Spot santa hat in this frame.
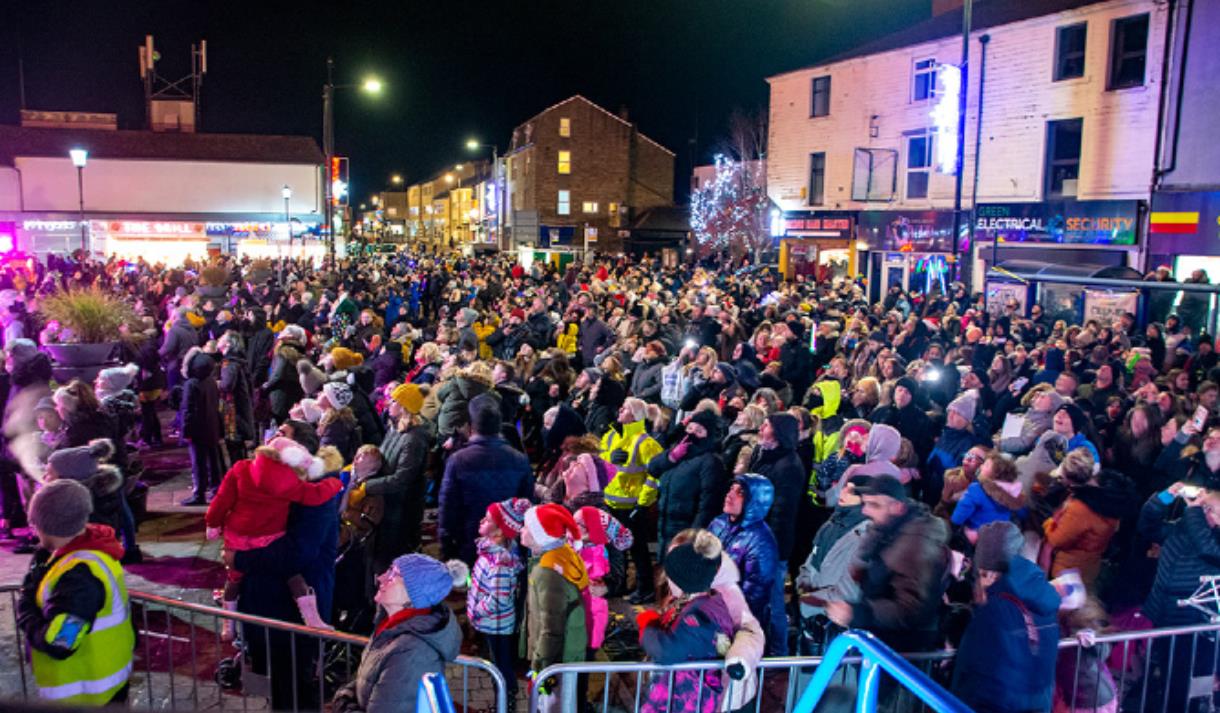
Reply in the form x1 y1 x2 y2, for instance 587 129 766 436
523 503 580 551
576 506 633 551
266 436 325 480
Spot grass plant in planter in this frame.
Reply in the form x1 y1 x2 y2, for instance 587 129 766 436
40 287 139 366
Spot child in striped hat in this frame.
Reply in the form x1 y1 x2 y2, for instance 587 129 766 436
468 498 529 701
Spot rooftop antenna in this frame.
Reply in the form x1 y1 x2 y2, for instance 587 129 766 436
139 35 207 132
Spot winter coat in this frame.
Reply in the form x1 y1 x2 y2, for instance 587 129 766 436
952 557 1061 713
263 342 304 423
850 503 949 652
711 556 765 712
365 422 433 564
370 350 404 390
814 451 862 503
218 349 256 442
630 356 666 404
523 555 587 670
181 353 222 443
1042 483 1129 585
640 592 735 713
998 406 1056 455
808 381 844 463
205 454 342 540
1140 493 1220 627
438 435 532 565
320 410 360 463
708 474 779 626
951 477 1028 532
778 337 813 400
584 378 626 438
246 326 275 384
468 537 524 635
926 427 986 506
348 369 385 447
796 509 870 619
435 375 492 438
747 416 807 561
649 442 727 557
579 544 610 648
62 462 125 537
835 424 904 504
875 402 935 464
579 317 614 364
332 606 460 713
159 316 197 372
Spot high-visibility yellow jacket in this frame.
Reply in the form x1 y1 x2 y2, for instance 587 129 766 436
33 549 134 706
557 324 579 357
600 420 663 510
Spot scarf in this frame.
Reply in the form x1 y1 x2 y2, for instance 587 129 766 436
539 544 590 591
374 607 432 637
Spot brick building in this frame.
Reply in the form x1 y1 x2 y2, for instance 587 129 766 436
504 95 675 253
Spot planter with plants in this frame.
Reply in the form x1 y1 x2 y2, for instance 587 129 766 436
39 287 139 378
197 264 231 299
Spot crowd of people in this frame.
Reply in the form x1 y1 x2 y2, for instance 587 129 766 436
5 248 1220 712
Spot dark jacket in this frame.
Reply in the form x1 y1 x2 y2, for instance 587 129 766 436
348 367 385 447
630 356 666 404
708 474 779 626
181 352 222 443
435 375 491 438
246 325 276 385
578 317 615 364
365 421 433 567
747 414 807 562
370 346 404 390
952 557 1060 713
1140 493 1220 627
926 427 986 506
850 503 949 652
263 342 304 423
584 377 626 439
779 337 813 401
438 435 533 565
648 420 727 556
159 315 197 372
218 349 256 442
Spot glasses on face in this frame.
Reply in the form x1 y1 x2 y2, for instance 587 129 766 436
964 453 985 463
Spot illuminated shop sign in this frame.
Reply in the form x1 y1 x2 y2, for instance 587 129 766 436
22 220 80 232
105 221 206 236
974 201 1138 245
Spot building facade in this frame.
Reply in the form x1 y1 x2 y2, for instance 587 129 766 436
766 0 1170 295
0 118 324 262
505 95 675 253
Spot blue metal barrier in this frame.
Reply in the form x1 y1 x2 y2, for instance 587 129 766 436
792 630 971 713
417 672 456 713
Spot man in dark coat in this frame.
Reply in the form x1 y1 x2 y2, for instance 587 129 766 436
180 350 223 505
578 307 615 367
646 409 726 559
745 412 806 656
438 393 532 565
777 322 813 404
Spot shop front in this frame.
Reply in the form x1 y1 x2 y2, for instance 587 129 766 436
1148 191 1220 280
858 210 966 300
15 219 86 257
778 211 856 281
971 200 1141 287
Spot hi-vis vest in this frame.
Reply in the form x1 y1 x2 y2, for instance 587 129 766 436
600 420 663 510
33 549 134 705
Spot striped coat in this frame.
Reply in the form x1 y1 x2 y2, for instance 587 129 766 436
467 538 523 635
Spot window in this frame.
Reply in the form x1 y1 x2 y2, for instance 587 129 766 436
1108 14 1149 89
906 131 933 199
851 147 898 201
1045 118 1083 197
557 190 570 215
559 117 571 137
807 153 826 205
557 150 571 174
582 201 599 214
810 76 831 117
1054 23 1087 80
912 59 938 101
609 202 620 227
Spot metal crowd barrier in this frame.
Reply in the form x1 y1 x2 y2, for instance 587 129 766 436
530 620 1220 713
0 586 507 713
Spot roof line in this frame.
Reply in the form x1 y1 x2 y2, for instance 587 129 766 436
514 95 675 155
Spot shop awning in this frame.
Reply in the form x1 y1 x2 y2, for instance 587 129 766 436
994 259 1142 281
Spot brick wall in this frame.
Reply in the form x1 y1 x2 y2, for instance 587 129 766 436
766 0 1167 214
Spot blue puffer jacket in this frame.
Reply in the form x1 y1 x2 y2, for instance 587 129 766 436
952 557 1061 712
438 435 533 565
708 474 779 626
926 427 985 504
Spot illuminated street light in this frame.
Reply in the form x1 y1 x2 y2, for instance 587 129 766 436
454 164 464 171
465 139 479 151
69 148 88 251
391 174 403 185
323 59 387 260
362 77 383 94
445 174 455 184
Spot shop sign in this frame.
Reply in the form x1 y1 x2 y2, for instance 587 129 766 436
858 210 967 253
22 220 80 232
103 221 206 237
1148 192 1220 256
205 222 282 239
782 212 854 237
974 201 1138 245
1083 289 1139 324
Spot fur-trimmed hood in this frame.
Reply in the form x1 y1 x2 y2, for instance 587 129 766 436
979 474 1027 511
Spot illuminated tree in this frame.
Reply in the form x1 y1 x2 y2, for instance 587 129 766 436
689 109 772 261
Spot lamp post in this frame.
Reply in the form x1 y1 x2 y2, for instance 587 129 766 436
69 148 88 252
467 139 502 251
282 184 293 255
322 58 383 262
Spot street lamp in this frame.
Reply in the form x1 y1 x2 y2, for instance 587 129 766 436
282 185 293 257
323 58 385 261
390 174 403 186
69 148 88 252
466 138 503 250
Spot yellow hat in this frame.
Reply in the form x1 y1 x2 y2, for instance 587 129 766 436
331 347 365 371
390 383 424 415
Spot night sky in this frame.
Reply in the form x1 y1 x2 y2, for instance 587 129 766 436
2 1 930 204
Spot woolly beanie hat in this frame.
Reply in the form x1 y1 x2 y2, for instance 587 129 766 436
96 363 139 395
6 338 39 372
390 383 425 415
29 479 93 539
48 438 114 480
391 554 453 609
1058 402 1088 435
622 397 648 423
330 347 364 371
488 497 531 538
266 436 325 480
947 389 979 424
458 308 479 326
664 531 722 595
576 506 634 551
322 381 354 409
974 521 1022 573
524 503 580 551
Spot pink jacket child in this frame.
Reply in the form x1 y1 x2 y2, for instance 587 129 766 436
574 506 634 649
205 437 342 637
563 453 613 510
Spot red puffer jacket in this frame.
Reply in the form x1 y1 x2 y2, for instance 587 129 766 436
205 453 341 539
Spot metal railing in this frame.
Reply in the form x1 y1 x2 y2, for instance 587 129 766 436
0 586 507 713
530 619 1220 713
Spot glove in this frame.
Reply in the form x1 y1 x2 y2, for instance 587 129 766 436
1075 628 1097 647
349 483 367 507
636 609 662 643
610 449 628 466
669 439 690 462
726 657 747 681
205 526 221 541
